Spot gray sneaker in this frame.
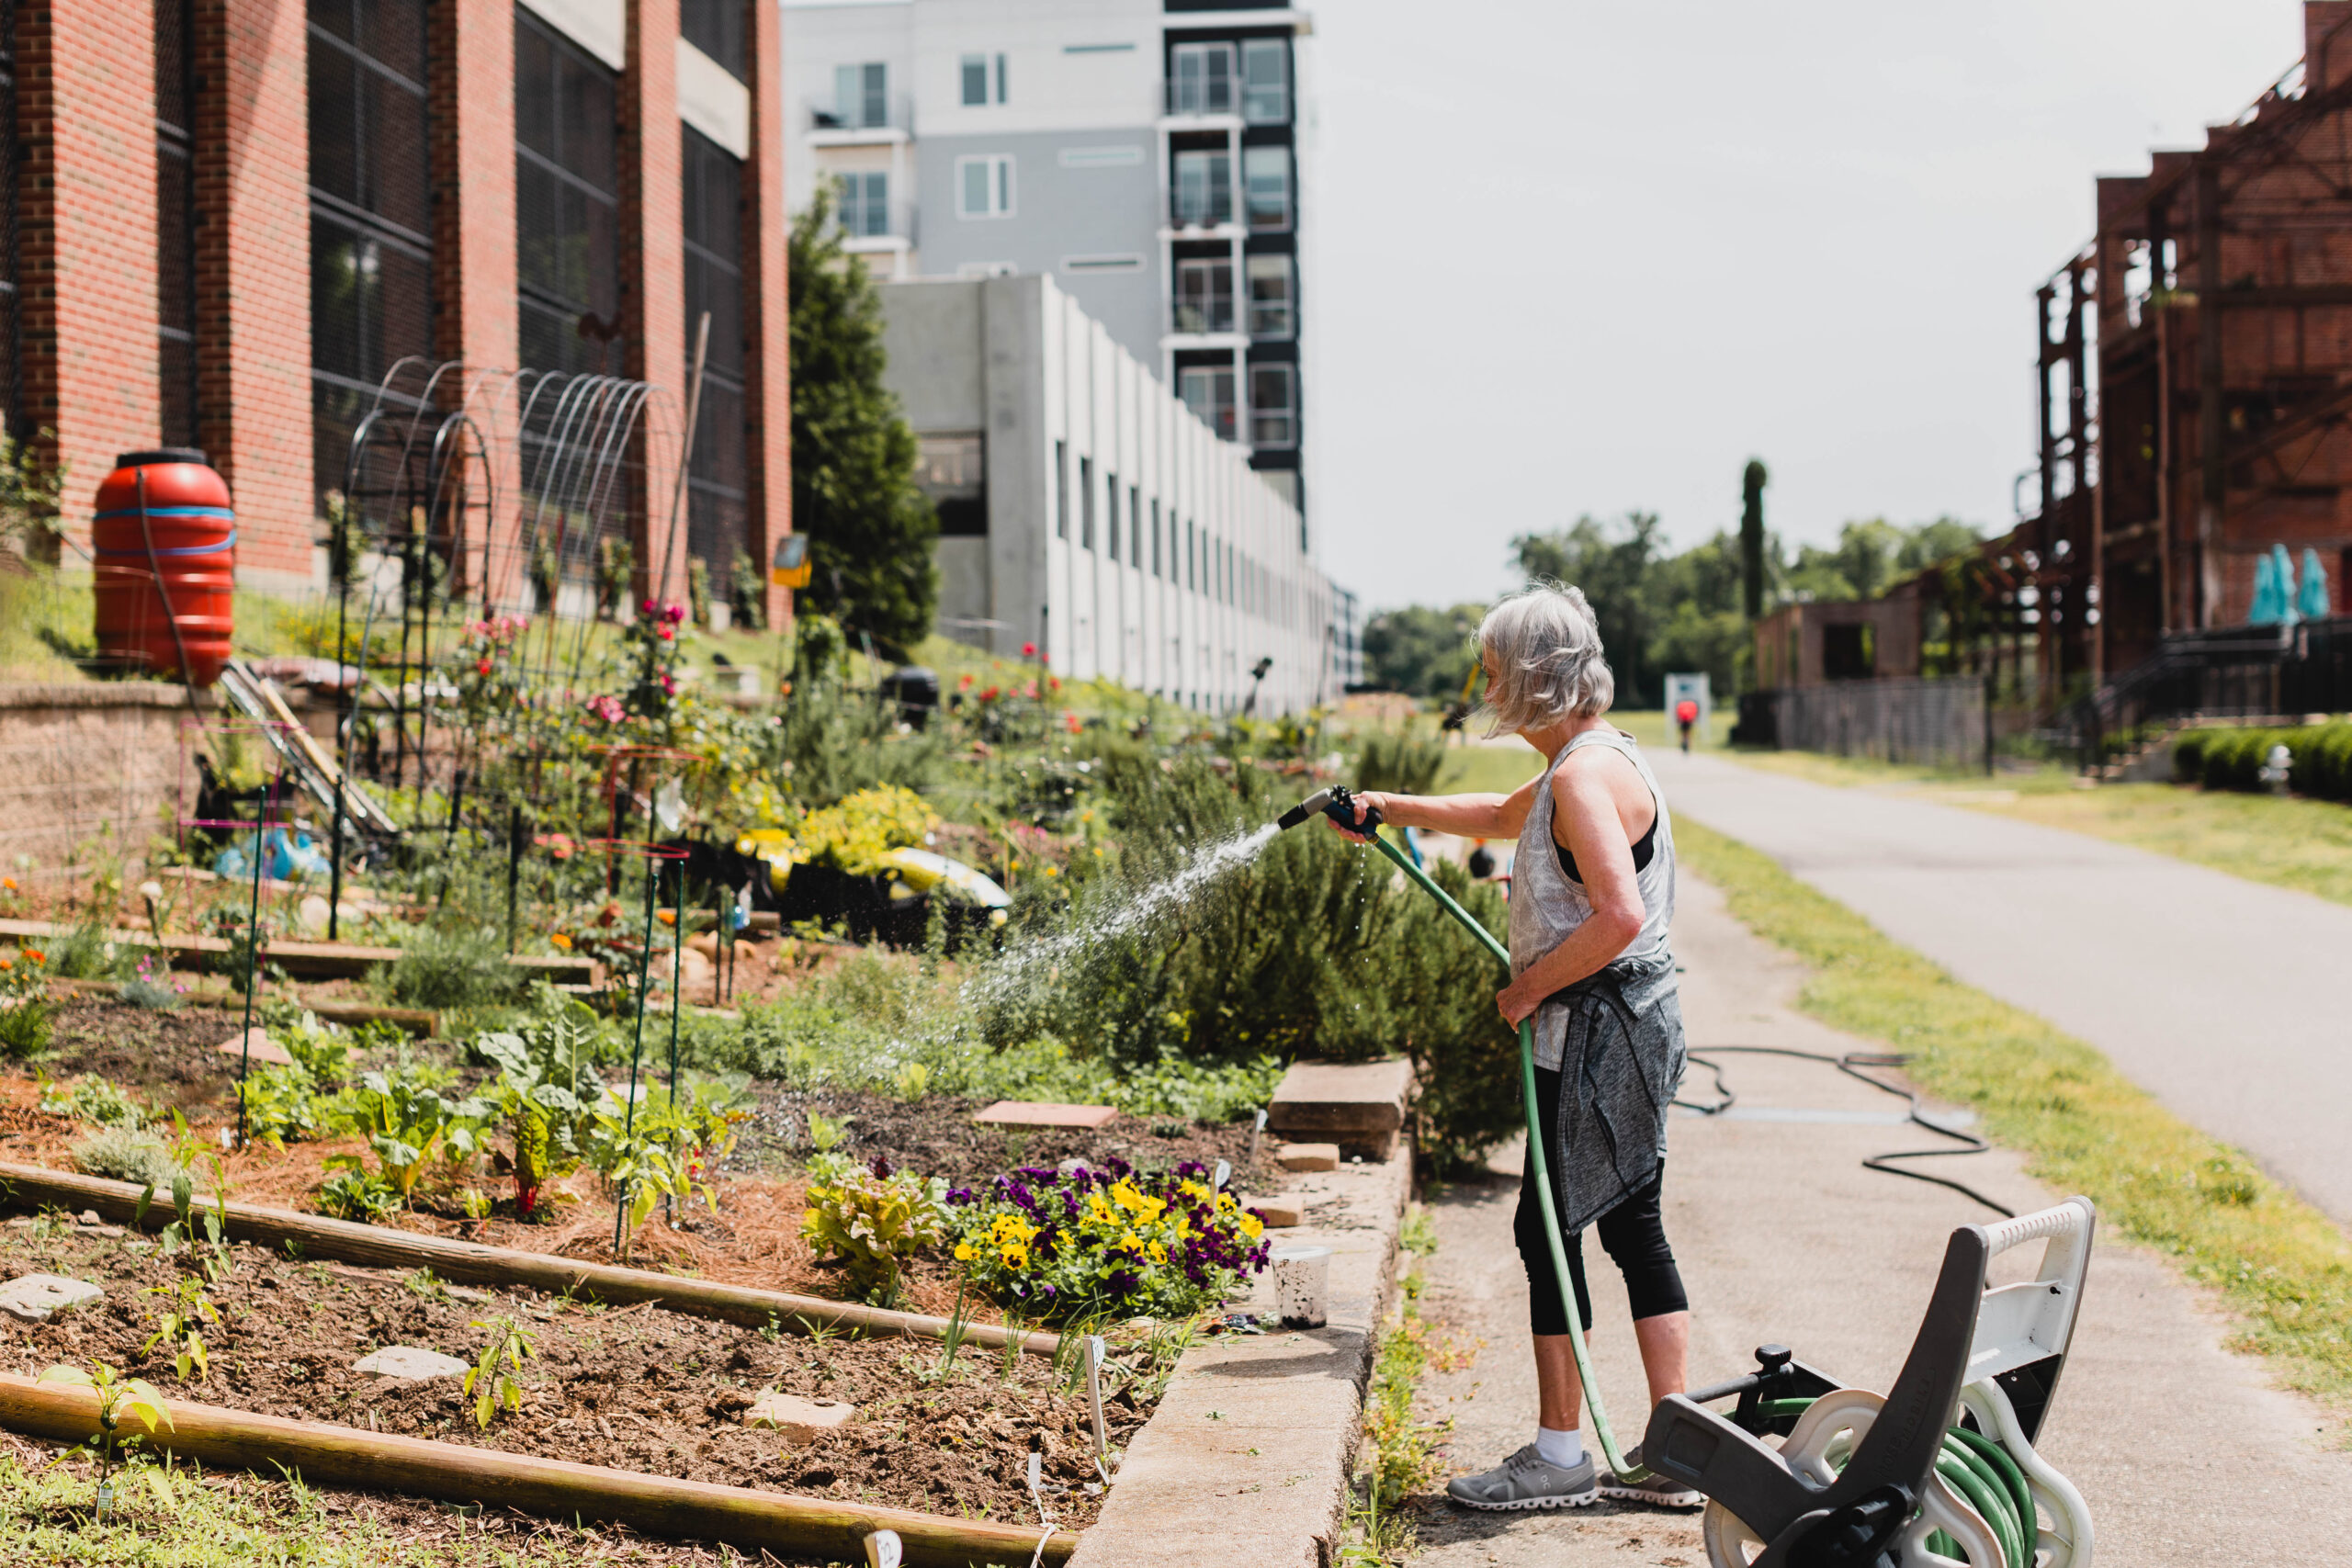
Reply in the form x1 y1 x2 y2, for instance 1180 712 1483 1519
1445 1444 1600 1511
1599 1445 1702 1508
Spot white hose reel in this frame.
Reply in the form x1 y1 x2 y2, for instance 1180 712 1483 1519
1648 1199 2098 1568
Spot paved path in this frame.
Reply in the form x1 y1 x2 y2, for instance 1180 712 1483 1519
1409 871 2352 1567
1645 746 2352 1227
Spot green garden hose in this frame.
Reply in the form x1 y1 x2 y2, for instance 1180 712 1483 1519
1354 827 1651 1483
1757 1398 2036 1566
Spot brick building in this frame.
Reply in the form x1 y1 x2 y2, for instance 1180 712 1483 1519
0 0 790 617
2017 0 2352 688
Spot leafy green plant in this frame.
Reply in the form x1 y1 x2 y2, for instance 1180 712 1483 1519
330 1068 486 1203
799 1152 948 1305
805 1110 850 1153
238 1063 323 1147
472 1024 600 1219
945 1157 1269 1326
315 1169 401 1224
141 1276 220 1382
37 1362 173 1511
464 1315 534 1428
40 1075 150 1129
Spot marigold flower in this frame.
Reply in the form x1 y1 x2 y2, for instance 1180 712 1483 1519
21 950 41 964
548 932 572 950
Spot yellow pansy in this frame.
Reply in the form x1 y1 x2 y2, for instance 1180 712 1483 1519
1147 1240 1167 1264
1238 1213 1264 1240
955 1241 977 1261
1179 1180 1210 1202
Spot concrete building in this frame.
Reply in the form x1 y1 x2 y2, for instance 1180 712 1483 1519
882 274 1335 714
782 0 1315 524
0 0 792 618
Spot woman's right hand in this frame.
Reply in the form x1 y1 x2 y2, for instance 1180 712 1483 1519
1328 791 1385 843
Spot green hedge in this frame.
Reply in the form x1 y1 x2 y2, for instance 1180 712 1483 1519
2175 721 2352 799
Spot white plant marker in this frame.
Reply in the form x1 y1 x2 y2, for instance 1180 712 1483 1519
1213 1157 1230 1191
863 1529 902 1568
1085 1335 1109 1458
1247 1108 1267 1170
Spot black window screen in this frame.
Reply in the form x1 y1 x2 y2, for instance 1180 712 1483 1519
0 0 19 433
681 124 747 579
309 0 435 507
156 0 197 447
679 0 746 82
515 9 621 380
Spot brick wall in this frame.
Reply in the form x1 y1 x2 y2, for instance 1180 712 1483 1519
17 0 163 555
742 0 793 632
432 0 522 606
193 0 313 591
622 0 689 611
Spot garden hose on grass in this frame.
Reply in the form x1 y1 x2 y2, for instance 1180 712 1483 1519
1275 786 1650 1484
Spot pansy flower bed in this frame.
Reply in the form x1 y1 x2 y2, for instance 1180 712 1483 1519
947 1158 1271 1325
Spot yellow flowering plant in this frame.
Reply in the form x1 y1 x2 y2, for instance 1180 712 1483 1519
945 1157 1271 1325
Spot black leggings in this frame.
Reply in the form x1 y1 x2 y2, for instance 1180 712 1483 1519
1514 1066 1688 1335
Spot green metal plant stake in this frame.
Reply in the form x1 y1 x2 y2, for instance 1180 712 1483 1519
614 863 661 1257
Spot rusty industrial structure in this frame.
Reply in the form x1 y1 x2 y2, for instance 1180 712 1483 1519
1749 3 2352 761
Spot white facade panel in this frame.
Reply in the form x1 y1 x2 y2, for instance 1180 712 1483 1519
676 38 752 159
519 0 623 69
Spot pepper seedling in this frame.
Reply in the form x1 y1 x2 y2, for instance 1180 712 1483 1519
38 1362 173 1517
464 1314 535 1428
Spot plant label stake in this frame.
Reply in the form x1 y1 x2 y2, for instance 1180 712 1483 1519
863 1530 902 1568
1085 1335 1108 1459
1213 1158 1230 1192
615 863 661 1258
1247 1108 1267 1173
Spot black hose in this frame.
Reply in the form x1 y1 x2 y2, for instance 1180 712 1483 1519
1675 1046 2015 1218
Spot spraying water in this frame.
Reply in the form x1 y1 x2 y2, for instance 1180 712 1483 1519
958 822 1281 1015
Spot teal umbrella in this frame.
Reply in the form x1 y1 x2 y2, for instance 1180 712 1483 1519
2249 550 2285 625
2299 547 2333 621
2275 543 2301 625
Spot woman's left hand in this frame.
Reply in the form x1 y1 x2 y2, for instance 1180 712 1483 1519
1495 977 1544 1028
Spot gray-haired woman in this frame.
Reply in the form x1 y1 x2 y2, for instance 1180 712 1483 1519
1331 583 1699 1512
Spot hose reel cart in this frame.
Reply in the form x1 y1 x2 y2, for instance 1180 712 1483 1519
1645 1198 2098 1568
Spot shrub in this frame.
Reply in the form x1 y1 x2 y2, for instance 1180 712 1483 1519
39 1076 150 1129
945 1158 1270 1325
73 1127 182 1188
375 923 526 1012
1354 724 1448 797
799 1152 949 1305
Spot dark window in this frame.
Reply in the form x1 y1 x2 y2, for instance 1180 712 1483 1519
682 123 750 578
1129 485 1140 566
1080 457 1094 548
1106 471 1120 560
679 0 746 81
1055 440 1069 538
309 0 435 510
1822 623 1876 681
916 433 984 536
515 7 621 380
1150 499 1161 576
156 0 197 447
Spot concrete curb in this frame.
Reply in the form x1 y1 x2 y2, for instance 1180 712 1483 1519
1069 1155 1413 1568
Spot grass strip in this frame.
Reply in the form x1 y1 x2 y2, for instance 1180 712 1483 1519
1675 815 2352 1411
1341 1206 1448 1566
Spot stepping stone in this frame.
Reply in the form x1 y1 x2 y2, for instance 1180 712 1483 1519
744 1392 855 1444
1273 1143 1339 1173
1246 1197 1305 1228
353 1347 469 1381
1269 1058 1414 1161
973 1100 1117 1129
217 1029 296 1067
0 1273 103 1324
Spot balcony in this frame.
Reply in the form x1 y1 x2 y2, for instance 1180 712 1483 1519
1172 293 1236 335
808 96 912 145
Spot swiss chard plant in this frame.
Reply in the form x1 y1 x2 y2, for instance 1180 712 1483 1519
799 1152 950 1306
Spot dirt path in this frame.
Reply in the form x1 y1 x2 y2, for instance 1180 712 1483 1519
1647 745 2352 1226
1406 871 2352 1567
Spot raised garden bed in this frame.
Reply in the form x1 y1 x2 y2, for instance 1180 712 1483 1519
0 1218 1165 1545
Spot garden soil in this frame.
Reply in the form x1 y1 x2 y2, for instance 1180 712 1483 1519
0 1219 1155 1535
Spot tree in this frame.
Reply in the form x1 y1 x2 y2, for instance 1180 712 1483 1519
1361 603 1487 697
1739 459 1767 622
788 183 938 655
1510 513 1665 706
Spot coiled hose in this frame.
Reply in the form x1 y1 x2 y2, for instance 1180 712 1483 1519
1757 1397 2036 1567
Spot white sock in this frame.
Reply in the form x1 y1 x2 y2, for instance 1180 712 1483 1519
1534 1426 1584 1469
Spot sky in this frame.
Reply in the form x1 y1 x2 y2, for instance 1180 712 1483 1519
1308 1 2308 611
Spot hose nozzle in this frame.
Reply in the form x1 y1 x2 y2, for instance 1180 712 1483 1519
1276 784 1384 837
1275 787 1331 832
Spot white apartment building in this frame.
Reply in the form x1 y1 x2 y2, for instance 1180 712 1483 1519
882 275 1337 715
782 0 1315 522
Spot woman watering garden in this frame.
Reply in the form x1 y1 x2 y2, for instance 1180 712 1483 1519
1332 583 1700 1511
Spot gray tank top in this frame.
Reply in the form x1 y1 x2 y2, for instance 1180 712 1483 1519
1509 729 1679 1072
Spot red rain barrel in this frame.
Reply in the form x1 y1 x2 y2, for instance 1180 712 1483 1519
92 447 236 687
